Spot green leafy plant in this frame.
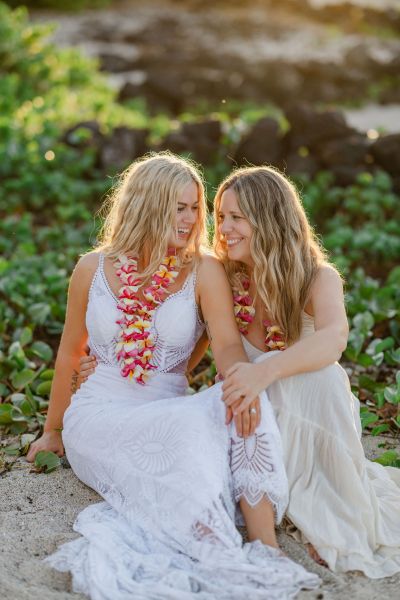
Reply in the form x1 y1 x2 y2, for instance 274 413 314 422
33 450 61 474
374 449 400 468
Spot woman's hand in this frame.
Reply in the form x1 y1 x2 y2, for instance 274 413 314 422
78 354 97 386
226 397 261 437
26 430 64 462
222 361 273 413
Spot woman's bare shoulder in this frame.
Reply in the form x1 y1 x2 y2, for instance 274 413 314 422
305 264 344 315
71 251 101 282
196 253 230 297
197 253 228 280
314 263 343 290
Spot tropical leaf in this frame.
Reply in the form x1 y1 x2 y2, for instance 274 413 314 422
34 451 61 474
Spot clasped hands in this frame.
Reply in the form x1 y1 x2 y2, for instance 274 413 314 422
222 361 268 438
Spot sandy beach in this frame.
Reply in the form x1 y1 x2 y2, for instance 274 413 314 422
1 434 399 599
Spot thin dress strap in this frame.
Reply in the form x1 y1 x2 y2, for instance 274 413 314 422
88 252 105 299
97 252 119 302
187 266 197 289
187 266 204 326
98 252 105 272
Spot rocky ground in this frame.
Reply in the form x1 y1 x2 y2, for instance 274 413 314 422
0 434 399 599
26 1 400 196
60 103 400 190
32 0 400 113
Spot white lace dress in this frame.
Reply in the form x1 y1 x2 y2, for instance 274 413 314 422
46 255 320 599
243 313 400 579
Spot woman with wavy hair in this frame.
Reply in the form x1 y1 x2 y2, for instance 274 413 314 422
27 153 319 599
215 165 400 578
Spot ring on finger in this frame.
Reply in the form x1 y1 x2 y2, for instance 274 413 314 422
249 407 257 415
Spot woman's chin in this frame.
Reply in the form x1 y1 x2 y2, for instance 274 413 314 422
227 247 250 263
167 238 188 251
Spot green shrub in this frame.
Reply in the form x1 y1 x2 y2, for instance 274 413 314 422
297 171 400 275
0 2 153 222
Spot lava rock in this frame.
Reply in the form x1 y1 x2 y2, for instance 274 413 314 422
285 104 355 151
345 43 372 71
48 2 400 111
98 52 134 73
118 82 142 103
234 117 282 167
142 71 188 113
284 152 319 178
160 120 222 165
99 127 148 171
371 134 400 177
182 120 221 143
319 135 370 168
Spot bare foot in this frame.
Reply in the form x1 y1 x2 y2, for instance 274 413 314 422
306 543 328 567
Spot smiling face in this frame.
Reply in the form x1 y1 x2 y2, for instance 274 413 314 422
167 180 200 250
217 187 253 265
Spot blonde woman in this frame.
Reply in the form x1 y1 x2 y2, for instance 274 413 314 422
215 166 400 578
27 154 319 599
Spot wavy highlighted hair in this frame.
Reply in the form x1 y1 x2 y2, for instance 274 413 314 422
97 152 208 279
214 166 330 345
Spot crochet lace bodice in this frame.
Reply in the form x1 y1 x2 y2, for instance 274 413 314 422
86 254 204 375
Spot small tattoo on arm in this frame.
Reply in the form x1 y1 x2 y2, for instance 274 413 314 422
205 320 213 342
71 369 79 394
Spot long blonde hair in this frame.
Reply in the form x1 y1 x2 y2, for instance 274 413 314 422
214 166 330 345
97 152 208 279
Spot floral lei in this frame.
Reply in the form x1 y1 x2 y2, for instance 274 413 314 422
233 278 287 351
114 254 179 384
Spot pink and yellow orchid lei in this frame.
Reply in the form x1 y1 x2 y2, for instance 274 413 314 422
233 278 287 351
114 254 179 384
233 278 256 334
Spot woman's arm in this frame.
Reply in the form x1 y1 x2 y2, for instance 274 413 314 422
222 265 349 411
263 265 348 378
197 256 261 436
197 256 249 377
26 253 98 461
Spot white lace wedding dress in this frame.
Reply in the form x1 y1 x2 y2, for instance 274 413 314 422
46 255 320 599
243 313 400 579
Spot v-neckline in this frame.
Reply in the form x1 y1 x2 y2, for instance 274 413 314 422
98 255 192 309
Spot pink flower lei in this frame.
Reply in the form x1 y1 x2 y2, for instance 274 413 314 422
233 278 287 352
114 254 180 384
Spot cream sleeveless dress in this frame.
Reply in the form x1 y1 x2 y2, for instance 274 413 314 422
242 312 400 579
46 255 320 600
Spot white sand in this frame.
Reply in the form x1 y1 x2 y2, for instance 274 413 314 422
0 435 399 599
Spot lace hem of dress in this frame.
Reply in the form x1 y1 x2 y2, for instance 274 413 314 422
46 501 320 600
230 432 289 523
